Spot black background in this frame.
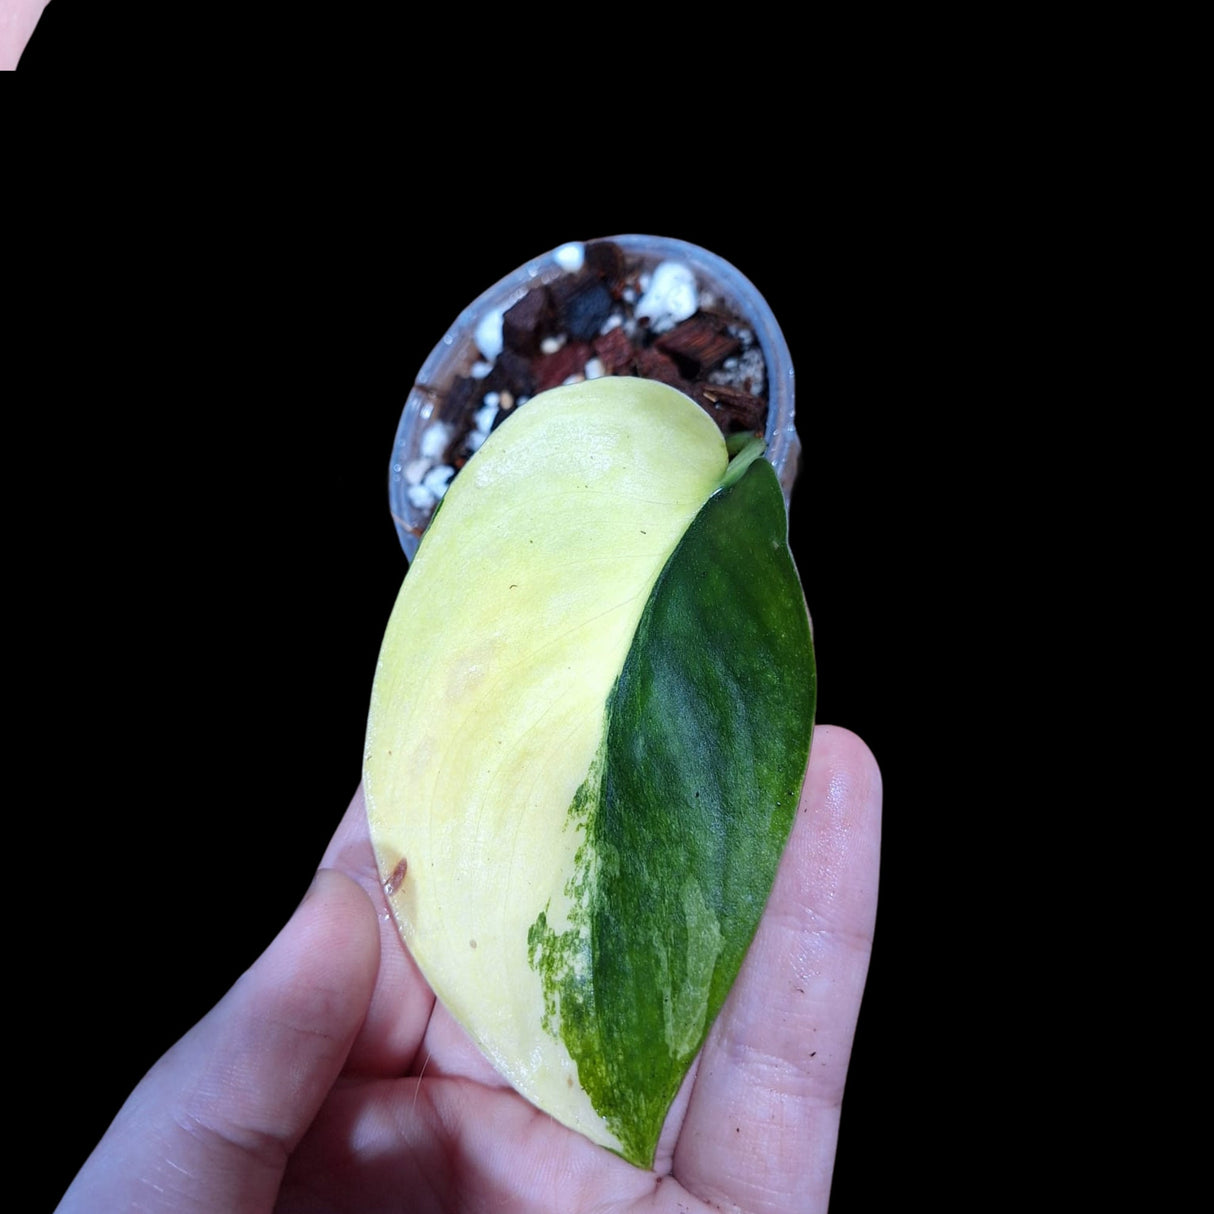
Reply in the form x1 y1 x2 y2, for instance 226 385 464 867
19 8 1039 1211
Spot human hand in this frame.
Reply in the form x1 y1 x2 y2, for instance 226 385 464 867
56 724 880 1214
0 0 50 69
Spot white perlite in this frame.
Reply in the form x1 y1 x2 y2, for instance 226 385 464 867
420 422 451 459
553 242 585 272
635 261 697 333
475 309 505 361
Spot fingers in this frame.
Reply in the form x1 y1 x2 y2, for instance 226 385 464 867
56 869 380 1214
321 783 439 1075
0 0 50 69
673 725 882 1214
322 783 520 1085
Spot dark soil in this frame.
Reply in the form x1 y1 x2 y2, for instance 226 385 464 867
423 239 771 477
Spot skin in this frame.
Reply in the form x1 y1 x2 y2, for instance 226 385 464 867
17 9 879 1187
55 725 880 1213
22 11 877 1205
0 0 49 69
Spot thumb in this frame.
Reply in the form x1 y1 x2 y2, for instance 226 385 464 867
57 868 380 1213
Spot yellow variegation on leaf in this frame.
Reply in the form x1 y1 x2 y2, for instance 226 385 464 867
364 377 815 1168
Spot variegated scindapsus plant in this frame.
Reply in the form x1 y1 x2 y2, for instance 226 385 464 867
363 377 815 1169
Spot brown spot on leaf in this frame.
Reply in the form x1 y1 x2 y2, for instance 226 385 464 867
385 857 408 897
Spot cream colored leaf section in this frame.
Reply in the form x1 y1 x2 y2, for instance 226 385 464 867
364 379 726 1149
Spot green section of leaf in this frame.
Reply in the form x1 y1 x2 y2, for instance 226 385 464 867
365 380 731 1156
720 433 767 490
526 749 604 1051
527 456 816 1167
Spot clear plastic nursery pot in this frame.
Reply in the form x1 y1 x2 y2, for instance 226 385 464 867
388 234 798 563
